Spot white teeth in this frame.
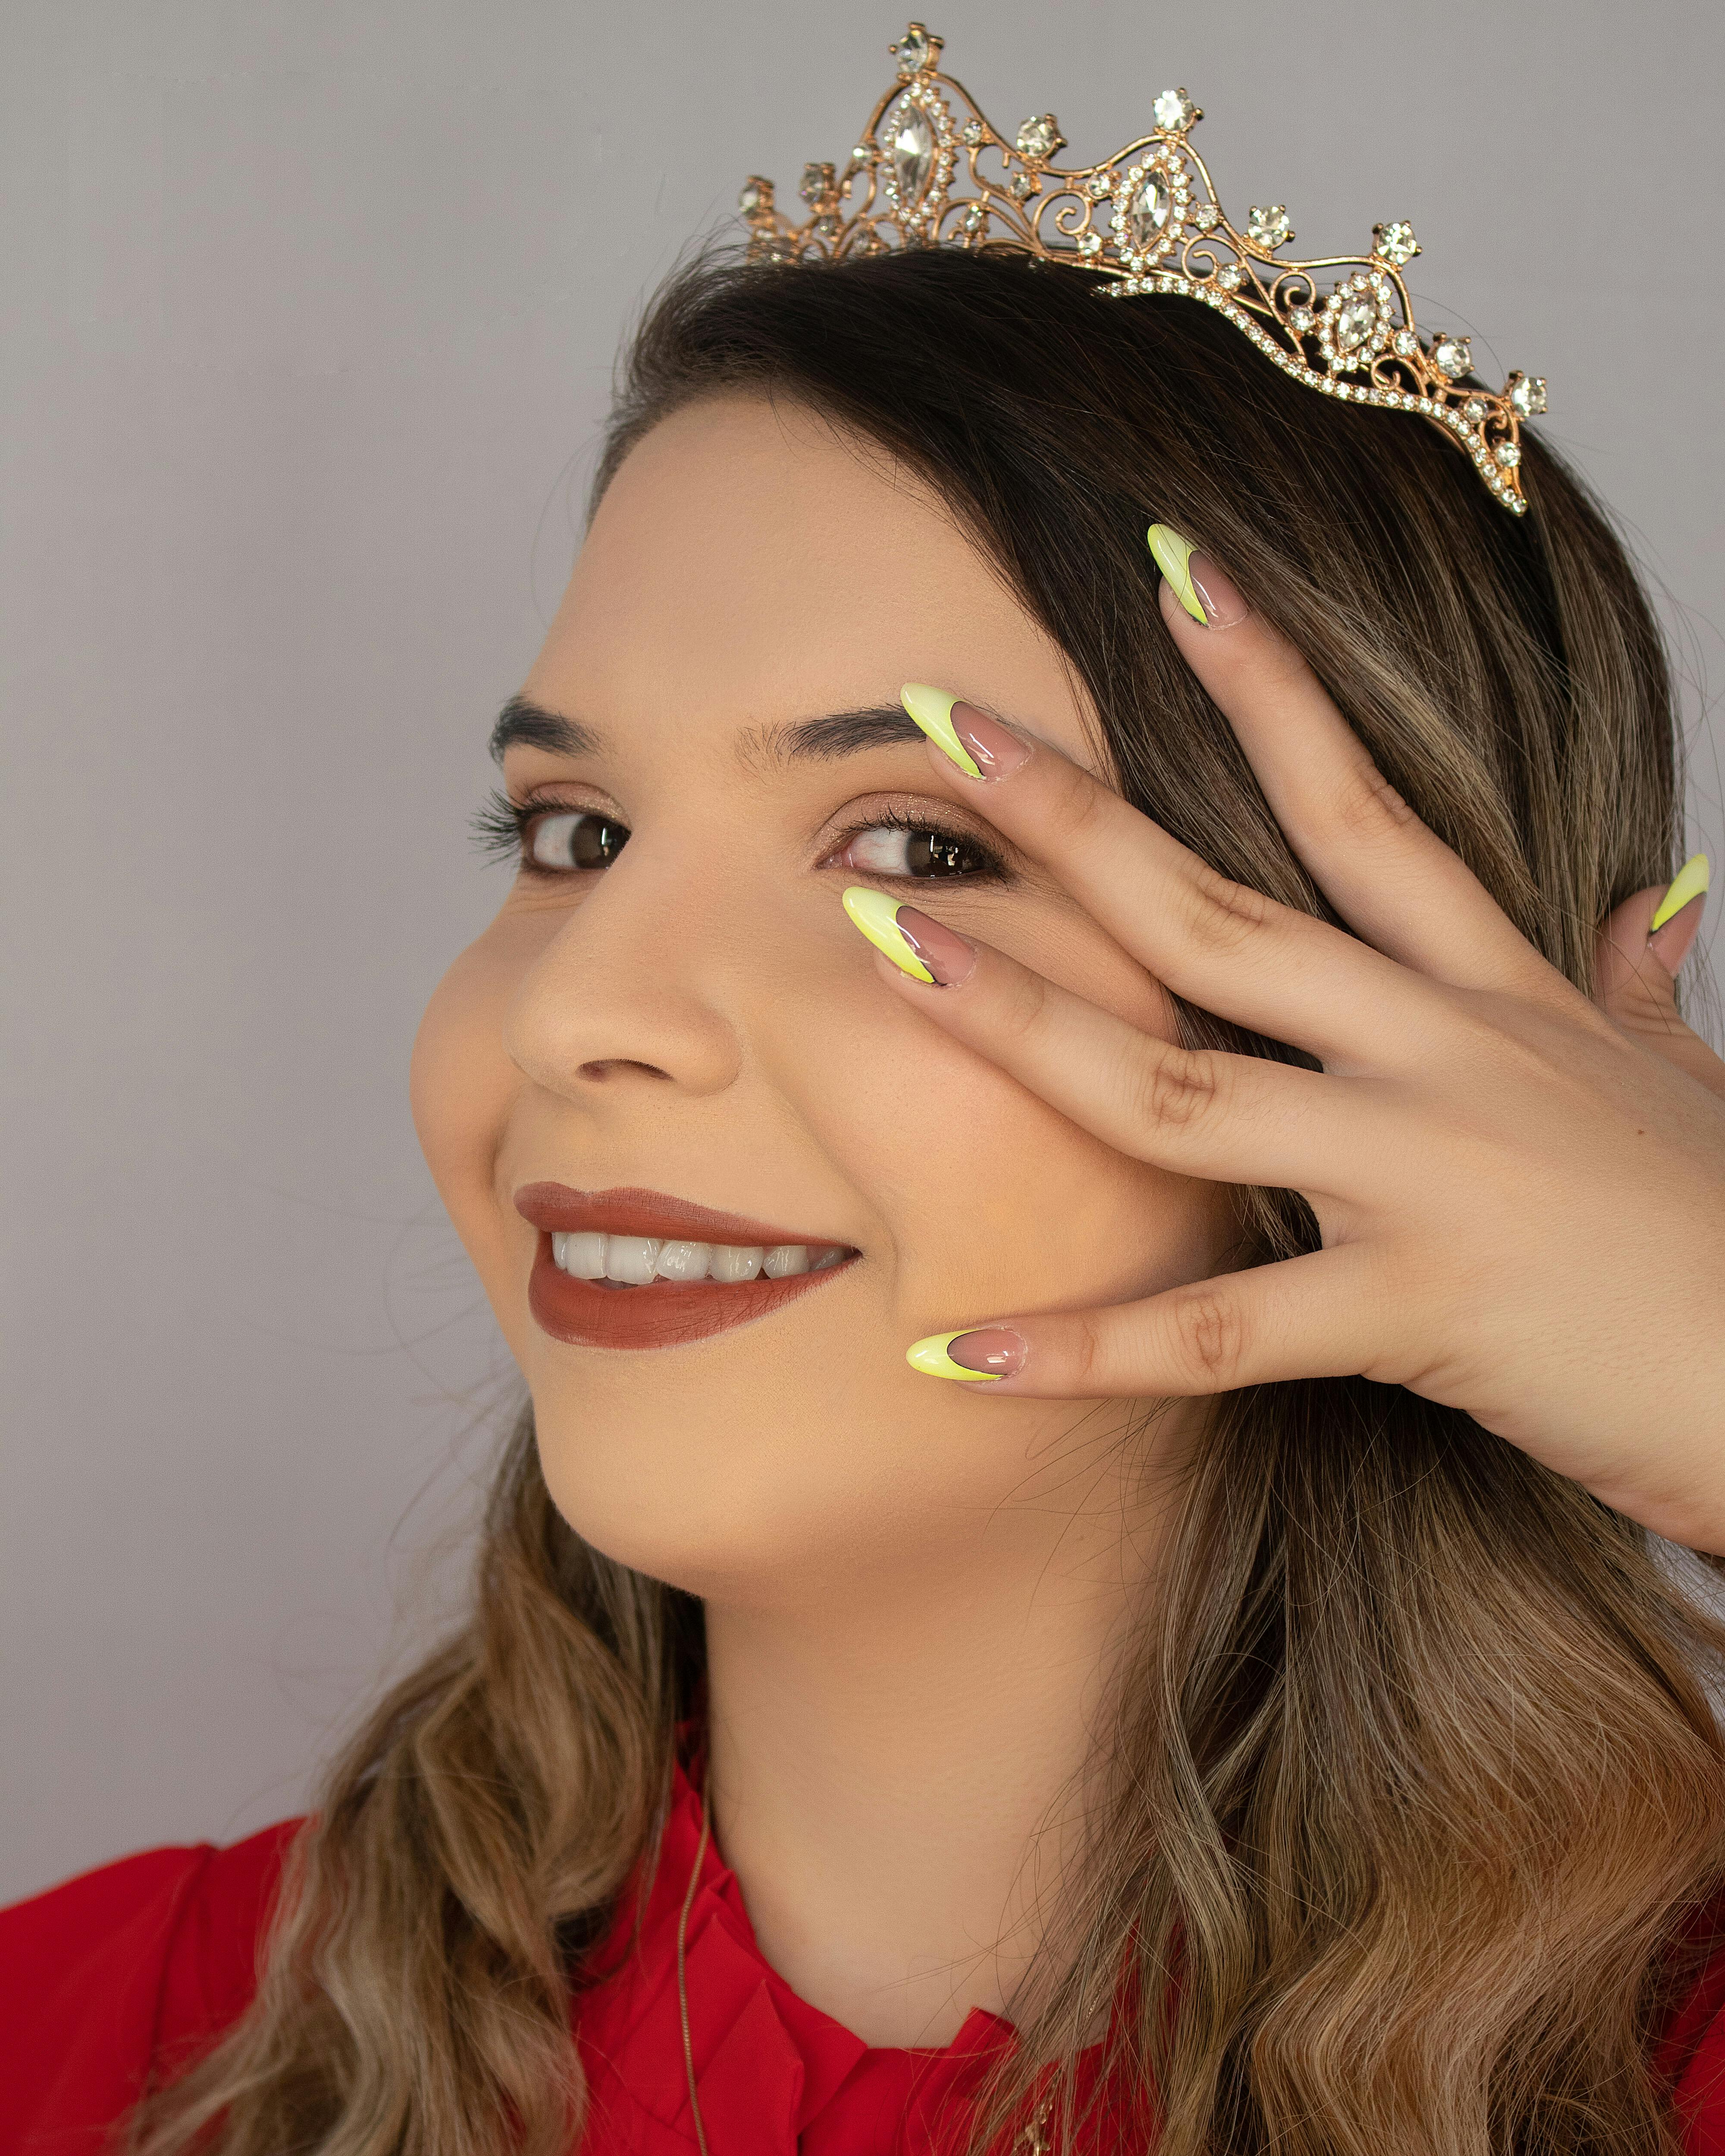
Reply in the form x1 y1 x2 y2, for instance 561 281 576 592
605 1235 662 1285
553 1230 607 1279
550 1231 848 1285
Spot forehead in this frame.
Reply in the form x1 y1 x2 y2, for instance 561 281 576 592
523 393 1096 768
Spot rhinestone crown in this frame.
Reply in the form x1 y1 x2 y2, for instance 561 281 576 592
737 23 1546 513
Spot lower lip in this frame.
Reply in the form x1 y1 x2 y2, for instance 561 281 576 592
527 1234 854 1350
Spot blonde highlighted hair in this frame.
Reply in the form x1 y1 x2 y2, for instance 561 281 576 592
134 246 1725 2156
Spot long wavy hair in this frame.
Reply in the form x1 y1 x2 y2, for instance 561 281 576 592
129 245 1725 2156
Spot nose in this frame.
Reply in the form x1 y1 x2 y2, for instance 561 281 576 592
502 855 743 1103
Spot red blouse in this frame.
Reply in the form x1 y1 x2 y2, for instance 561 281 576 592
5 1764 1725 2154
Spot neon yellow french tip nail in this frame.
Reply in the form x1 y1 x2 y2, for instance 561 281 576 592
900 682 982 779
842 885 935 982
1650 853 1710 932
1146 522 1206 624
906 1332 1004 1382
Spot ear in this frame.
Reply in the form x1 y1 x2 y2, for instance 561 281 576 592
1594 876 1725 1101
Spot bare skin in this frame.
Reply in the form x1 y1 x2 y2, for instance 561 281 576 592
412 390 1725 2049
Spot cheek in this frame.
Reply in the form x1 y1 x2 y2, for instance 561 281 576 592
776 928 1229 1320
410 926 527 1301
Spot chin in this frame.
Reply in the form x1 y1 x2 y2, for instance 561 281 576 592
524 1357 984 1607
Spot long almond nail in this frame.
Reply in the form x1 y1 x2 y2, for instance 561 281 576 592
1146 524 1248 628
901 684 1031 782
842 890 975 987
1650 853 1710 933
906 1327 1027 1382
893 903 976 987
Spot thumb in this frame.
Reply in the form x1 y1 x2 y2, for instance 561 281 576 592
1595 855 1721 1094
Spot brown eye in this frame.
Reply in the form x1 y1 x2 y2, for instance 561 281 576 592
840 824 994 878
528 811 630 871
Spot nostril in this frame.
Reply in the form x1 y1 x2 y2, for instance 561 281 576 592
576 1058 675 1083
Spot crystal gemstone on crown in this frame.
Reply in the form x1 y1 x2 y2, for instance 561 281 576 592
893 24 932 73
1335 296 1377 351
1016 113 1063 160
730 22 1544 512
888 103 936 203
1128 173 1173 248
1373 219 1419 266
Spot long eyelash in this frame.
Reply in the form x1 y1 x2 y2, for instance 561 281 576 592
471 792 1009 881
831 804 1011 881
470 789 530 864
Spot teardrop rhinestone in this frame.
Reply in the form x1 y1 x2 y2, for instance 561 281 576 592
1126 172 1173 251
1333 295 1377 352
893 25 932 74
888 105 936 206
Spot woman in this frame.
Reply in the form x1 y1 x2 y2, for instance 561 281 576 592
6 76 1725 2156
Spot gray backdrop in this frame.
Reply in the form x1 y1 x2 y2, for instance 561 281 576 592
3 0 1721 1904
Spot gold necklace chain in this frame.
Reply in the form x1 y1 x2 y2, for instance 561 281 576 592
674 1788 1054 2154
676 1789 715 2156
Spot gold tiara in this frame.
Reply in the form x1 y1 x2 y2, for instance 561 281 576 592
737 22 1546 514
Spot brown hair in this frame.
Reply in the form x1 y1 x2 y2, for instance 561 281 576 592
131 245 1725 2156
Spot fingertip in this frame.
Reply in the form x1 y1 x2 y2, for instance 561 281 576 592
1648 893 1706 978
1650 853 1710 933
1148 523 1207 624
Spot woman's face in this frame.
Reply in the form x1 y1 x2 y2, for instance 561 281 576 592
412 395 1230 1602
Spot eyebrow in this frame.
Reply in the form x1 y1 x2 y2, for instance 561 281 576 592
489 693 928 768
488 694 603 765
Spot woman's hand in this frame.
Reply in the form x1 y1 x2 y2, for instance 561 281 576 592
850 535 1725 1554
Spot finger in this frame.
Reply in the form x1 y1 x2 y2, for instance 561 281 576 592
1147 525 1556 1000
843 887 1383 1193
906 1244 1386 1398
898 683 1442 1073
1595 859 1724 1100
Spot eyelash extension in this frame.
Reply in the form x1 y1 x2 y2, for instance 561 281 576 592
825 803 1012 882
470 789 531 864
469 790 1010 881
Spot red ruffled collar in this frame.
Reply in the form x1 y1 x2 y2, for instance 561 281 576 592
571 1759 1132 2154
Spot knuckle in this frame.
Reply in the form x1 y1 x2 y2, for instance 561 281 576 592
1328 752 1419 847
1067 1312 1107 1393
1181 862 1274 958
1166 1285 1248 1389
1129 1043 1220 1132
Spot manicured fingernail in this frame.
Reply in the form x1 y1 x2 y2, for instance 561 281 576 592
892 903 976 987
1146 524 1248 628
1650 853 1710 933
843 891 975 987
901 684 1031 782
906 1327 1026 1382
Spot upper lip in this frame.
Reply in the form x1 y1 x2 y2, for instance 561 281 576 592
513 1181 850 1250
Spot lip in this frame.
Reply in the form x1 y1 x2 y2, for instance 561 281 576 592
515 1182 857 1351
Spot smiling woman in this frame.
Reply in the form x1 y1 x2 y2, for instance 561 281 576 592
8 229 1725 2156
